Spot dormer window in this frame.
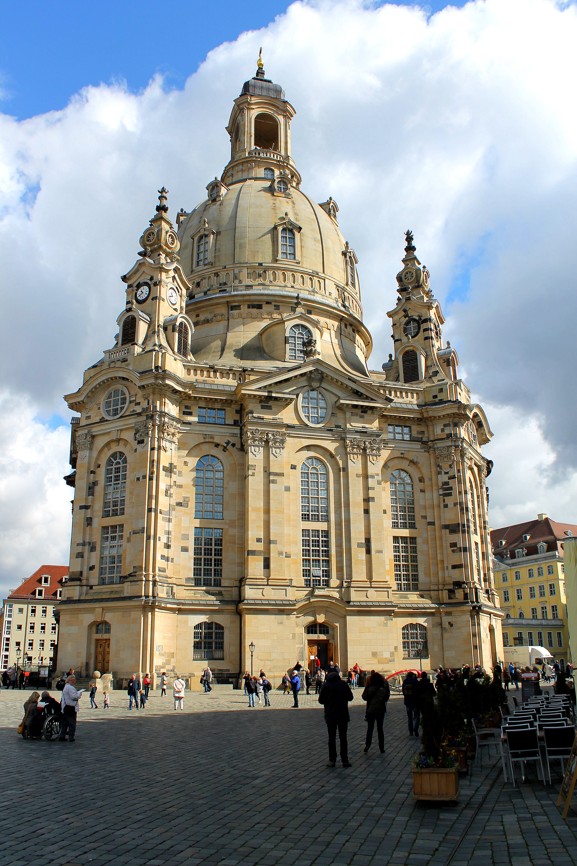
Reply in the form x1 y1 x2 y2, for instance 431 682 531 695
281 227 295 258
121 315 136 346
498 540 506 547
36 588 44 598
288 324 312 361
537 542 547 554
522 534 531 542
196 234 209 268
274 217 301 263
41 574 50 586
515 548 526 559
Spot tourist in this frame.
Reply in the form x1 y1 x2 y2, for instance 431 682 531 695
282 673 291 695
143 673 151 699
203 666 213 693
89 680 98 709
59 675 84 742
20 691 41 739
361 671 390 753
261 673 272 706
305 670 312 695
127 673 141 710
318 671 354 768
160 672 168 697
402 671 420 737
246 675 256 707
243 671 251 695
315 668 325 694
290 670 301 708
255 676 264 705
173 674 185 710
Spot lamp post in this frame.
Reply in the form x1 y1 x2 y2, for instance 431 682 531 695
249 642 255 676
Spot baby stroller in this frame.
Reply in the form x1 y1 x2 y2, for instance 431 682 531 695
37 697 63 740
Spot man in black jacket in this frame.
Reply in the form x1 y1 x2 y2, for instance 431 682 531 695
318 672 354 768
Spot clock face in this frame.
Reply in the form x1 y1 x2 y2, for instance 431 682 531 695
144 229 156 246
167 287 179 307
404 317 420 338
402 268 415 283
135 283 150 303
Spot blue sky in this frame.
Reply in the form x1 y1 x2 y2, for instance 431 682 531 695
1 1 467 119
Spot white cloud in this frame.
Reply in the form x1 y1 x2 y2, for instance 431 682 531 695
0 0 576 597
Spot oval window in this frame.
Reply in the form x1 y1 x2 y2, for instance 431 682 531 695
103 387 129 419
301 390 328 425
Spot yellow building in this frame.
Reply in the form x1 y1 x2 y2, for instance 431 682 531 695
57 62 502 683
491 514 575 664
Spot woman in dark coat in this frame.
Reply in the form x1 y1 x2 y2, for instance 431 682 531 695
361 672 390 753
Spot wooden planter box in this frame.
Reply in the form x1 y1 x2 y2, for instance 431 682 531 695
412 767 459 801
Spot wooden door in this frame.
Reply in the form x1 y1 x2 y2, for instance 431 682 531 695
95 639 110 672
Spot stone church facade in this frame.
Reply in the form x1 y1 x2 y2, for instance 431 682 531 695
57 62 503 683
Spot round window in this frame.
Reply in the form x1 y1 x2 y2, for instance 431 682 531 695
277 179 288 193
103 387 129 419
301 389 328 425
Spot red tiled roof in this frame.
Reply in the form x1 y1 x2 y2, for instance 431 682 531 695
491 516 577 558
8 565 68 601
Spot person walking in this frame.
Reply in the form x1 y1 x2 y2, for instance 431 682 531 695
243 671 251 696
89 680 98 709
318 671 354 768
361 671 390 753
160 672 168 697
305 670 312 695
59 675 84 742
173 674 185 710
261 673 272 706
402 671 420 737
246 675 256 707
290 670 301 708
203 666 213 693
103 689 110 709
127 673 141 710
143 673 151 700
315 668 325 694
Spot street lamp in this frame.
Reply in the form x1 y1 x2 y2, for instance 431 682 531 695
249 642 255 676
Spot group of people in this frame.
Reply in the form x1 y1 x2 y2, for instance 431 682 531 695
18 673 83 741
243 671 273 706
2 666 27 689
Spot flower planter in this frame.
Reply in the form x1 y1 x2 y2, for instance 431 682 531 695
412 767 459 801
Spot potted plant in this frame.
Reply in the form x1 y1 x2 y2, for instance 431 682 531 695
411 673 460 801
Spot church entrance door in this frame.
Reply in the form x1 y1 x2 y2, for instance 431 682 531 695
95 639 110 673
307 640 333 671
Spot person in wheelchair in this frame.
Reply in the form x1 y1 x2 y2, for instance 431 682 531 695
37 690 64 740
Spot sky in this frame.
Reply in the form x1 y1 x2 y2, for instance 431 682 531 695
0 0 576 599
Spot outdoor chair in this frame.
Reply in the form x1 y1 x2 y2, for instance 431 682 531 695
542 725 576 784
505 727 546 786
472 718 502 768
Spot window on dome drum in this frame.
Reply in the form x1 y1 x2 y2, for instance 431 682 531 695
177 322 189 356
301 390 327 425
98 525 124 585
393 537 418 591
280 227 296 259
347 255 356 288
121 315 136 345
402 623 428 659
198 407 225 424
196 234 209 268
95 622 111 635
390 470 415 529
302 529 330 587
288 324 312 361
254 112 278 150
193 528 223 586
306 623 330 635
193 622 224 660
276 179 289 193
402 350 419 383
301 458 328 521
388 424 411 441
194 456 224 520
103 387 128 418
264 168 275 180
503 590 510 602
103 452 127 517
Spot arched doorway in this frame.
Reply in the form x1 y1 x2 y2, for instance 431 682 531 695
305 622 335 672
94 621 111 672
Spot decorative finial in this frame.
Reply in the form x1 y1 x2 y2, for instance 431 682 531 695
156 187 169 213
404 229 415 253
256 47 265 78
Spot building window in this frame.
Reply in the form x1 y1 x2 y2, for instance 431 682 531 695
41 575 50 586
264 168 275 180
402 623 428 659
503 590 510 602
515 548 525 559
29 623 35 634
280 227 296 259
539 584 546 598
537 542 547 554
35 588 44 598
474 542 482 582
469 481 478 535
402 350 420 383
393 537 419 591
387 425 411 441
518 611 524 619
301 390 328 425
547 632 554 648
516 632 524 645
528 568 534 578
537 631 544 645
305 622 330 635
27 640 34 652
502 574 508 583
516 588 523 601
193 528 223 586
390 470 415 529
56 589 62 599
547 564 554 575
103 387 129 419
537 566 544 577
529 586 536 599
177 322 189 356
503 633 510 647
121 315 137 346
551 605 559 619
30 606 36 617
38 640 45 651
531 607 538 618
557 632 563 647
301 458 328 522
50 623 57 634
193 622 224 660
196 234 209 268
302 529 330 587
194 456 224 520
198 407 225 425
288 324 312 361
98 525 124 585
549 583 556 596
40 623 46 634
95 622 111 635
276 179 289 193
514 571 521 580
527 631 534 645
103 452 127 518
541 606 548 619
41 606 47 617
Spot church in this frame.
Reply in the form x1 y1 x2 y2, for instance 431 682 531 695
57 60 503 684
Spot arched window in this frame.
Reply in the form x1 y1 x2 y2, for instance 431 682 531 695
305 622 330 635
103 452 127 517
301 458 328 521
402 350 420 383
193 622 224 660
121 315 136 346
264 167 275 180
177 322 189 356
347 255 356 288
288 324 312 361
95 622 111 635
402 623 428 659
196 234 209 268
254 112 278 150
469 480 479 535
194 455 224 519
390 470 415 529
280 227 296 259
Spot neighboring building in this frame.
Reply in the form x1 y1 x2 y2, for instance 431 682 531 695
57 61 501 682
0 565 67 672
491 514 576 664
564 538 577 664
